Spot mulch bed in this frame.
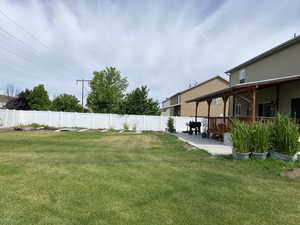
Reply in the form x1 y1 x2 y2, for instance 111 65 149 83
282 168 300 179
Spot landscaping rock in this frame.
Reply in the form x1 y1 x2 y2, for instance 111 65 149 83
78 129 89 132
14 127 35 131
100 129 108 133
55 128 80 132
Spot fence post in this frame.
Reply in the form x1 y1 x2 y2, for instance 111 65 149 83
47 111 51 127
143 115 146 131
160 115 163 131
12 110 16 126
108 113 111 129
5 109 9 127
60 112 63 127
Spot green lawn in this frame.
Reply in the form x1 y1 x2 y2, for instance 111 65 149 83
0 130 300 225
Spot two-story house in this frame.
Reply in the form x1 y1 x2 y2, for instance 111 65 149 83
227 35 300 119
161 76 229 117
187 36 300 135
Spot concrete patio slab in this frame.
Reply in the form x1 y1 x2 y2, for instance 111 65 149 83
175 133 232 156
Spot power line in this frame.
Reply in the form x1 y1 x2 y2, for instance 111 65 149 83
0 26 41 57
0 9 84 77
0 8 49 49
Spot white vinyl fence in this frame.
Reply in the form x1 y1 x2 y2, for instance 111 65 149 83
0 109 205 132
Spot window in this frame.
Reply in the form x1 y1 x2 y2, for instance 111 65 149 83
239 69 246 83
258 103 275 117
212 97 222 105
235 104 241 116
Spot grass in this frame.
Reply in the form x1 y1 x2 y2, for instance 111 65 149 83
0 130 300 225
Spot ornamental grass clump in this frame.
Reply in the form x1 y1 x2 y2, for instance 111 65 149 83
231 120 251 153
269 114 300 155
249 122 270 153
167 117 175 133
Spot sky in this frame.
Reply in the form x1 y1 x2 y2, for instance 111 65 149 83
0 0 299 103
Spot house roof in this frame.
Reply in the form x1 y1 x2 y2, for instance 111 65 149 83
0 95 14 103
168 76 229 99
225 35 300 74
186 74 300 103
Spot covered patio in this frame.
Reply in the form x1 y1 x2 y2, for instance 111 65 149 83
187 75 300 138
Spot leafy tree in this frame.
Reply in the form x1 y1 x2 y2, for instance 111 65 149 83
5 89 31 110
51 94 82 112
120 86 160 115
87 67 128 113
28 84 51 110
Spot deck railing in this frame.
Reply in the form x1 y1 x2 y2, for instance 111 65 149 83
205 116 300 134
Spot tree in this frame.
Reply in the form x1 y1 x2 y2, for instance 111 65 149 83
87 67 128 113
5 89 31 110
28 84 51 110
51 94 82 112
120 86 160 115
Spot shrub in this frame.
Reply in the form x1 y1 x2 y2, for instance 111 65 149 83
269 114 300 155
231 120 250 153
123 123 129 131
132 124 137 132
167 117 175 133
249 122 270 153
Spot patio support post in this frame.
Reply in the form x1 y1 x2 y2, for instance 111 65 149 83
232 94 236 117
251 88 257 122
195 102 199 122
207 99 212 136
276 85 280 114
222 95 229 123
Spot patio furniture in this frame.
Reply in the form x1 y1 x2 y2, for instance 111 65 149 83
188 121 201 135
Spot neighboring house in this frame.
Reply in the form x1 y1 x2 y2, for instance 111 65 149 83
0 95 14 109
160 98 171 116
161 76 229 117
187 35 300 136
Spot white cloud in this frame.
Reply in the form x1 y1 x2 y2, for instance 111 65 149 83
0 0 299 102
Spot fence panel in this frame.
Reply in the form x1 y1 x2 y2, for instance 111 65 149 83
0 109 205 132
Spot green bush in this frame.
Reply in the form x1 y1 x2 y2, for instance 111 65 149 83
123 123 129 131
249 122 270 153
167 117 175 133
269 114 300 155
231 120 251 153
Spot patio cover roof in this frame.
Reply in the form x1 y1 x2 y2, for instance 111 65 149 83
186 75 300 103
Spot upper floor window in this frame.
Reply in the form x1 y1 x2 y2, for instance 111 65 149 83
239 69 246 83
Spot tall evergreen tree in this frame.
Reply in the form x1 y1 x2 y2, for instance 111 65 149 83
120 86 160 115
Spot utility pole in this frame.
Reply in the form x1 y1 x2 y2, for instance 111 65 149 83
76 79 91 112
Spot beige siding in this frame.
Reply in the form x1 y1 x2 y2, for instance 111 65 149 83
181 78 229 117
230 42 300 85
